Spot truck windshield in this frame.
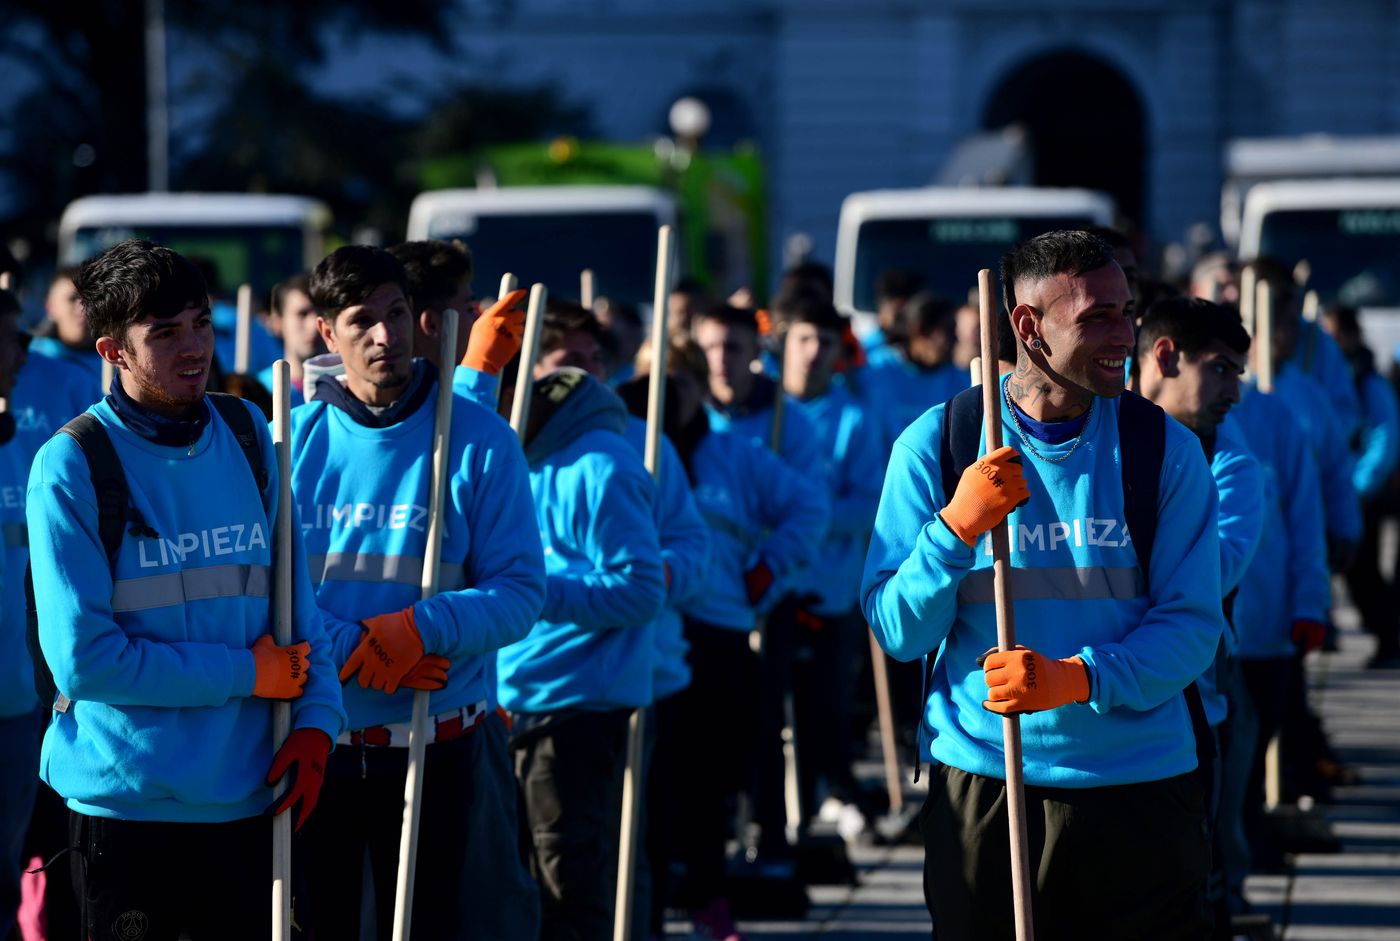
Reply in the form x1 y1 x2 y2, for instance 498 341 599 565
69 225 306 297
852 215 1097 308
1258 208 1400 307
425 212 660 306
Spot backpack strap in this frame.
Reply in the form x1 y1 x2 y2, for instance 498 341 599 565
939 385 987 501
1115 390 1165 582
208 392 270 499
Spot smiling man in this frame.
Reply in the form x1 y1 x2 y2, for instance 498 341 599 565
26 239 345 940
863 230 1225 939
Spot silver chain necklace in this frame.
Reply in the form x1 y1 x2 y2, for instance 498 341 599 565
1003 380 1094 464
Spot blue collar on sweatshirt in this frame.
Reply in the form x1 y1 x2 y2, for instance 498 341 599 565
1009 396 1090 445
312 358 437 428
106 378 211 447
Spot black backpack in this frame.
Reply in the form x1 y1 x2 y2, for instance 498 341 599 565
919 386 1215 779
24 394 268 713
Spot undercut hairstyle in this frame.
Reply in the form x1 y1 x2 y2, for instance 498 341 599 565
771 285 843 333
387 240 474 315
875 268 923 305
692 303 759 336
1135 297 1250 363
999 229 1115 316
270 273 311 318
0 289 20 319
540 300 603 356
893 291 957 342
76 239 209 345
309 246 411 322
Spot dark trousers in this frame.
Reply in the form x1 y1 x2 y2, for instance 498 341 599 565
657 622 761 910
1346 501 1400 654
513 707 630 941
1240 656 1290 855
921 765 1212 941
791 607 865 807
300 713 538 941
68 812 275 941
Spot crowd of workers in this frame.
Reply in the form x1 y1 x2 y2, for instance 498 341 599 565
0 219 1394 941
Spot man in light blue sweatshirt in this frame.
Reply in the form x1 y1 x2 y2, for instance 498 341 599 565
864 231 1223 938
27 240 346 940
291 246 545 940
494 319 667 941
0 288 37 934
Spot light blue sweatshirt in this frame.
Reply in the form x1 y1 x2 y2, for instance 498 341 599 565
27 397 346 822
11 352 97 465
497 373 666 713
861 346 970 447
27 337 104 394
862 379 1224 787
1195 414 1266 726
620 417 711 699
787 379 886 615
212 299 282 376
683 429 830 631
0 443 27 718
1287 320 1362 440
1272 366 1363 544
1352 369 1399 500
1230 387 1330 660
452 364 499 408
705 375 829 494
289 381 545 729
255 364 305 409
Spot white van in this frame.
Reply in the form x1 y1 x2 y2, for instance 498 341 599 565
406 186 677 308
59 193 331 296
1238 178 1400 356
833 187 1115 322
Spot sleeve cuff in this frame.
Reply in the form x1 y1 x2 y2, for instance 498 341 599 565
922 516 976 569
232 648 257 699
292 703 346 748
1075 646 1110 713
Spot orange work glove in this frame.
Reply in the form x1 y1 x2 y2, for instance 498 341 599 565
755 309 773 337
401 654 451 691
251 635 311 700
1291 620 1327 655
265 728 331 833
939 446 1030 547
980 645 1090 715
338 608 425 694
461 288 528 375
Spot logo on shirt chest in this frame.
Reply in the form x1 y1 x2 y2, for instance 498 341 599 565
302 502 429 534
137 522 268 568
985 517 1132 555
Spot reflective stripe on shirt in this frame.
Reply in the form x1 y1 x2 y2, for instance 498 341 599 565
307 553 466 592
110 563 271 612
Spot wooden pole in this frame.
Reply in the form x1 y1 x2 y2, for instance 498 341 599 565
509 285 548 439
390 308 459 941
235 283 253 375
0 272 11 291
498 273 519 303
1256 279 1275 395
270 360 293 941
970 356 982 387
581 268 596 310
978 268 1034 941
613 226 674 941
868 630 903 814
1240 264 1257 339
1302 289 1320 323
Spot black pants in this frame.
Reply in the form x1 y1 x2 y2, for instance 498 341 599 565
513 707 630 941
300 716 538 941
1346 500 1400 655
920 765 1212 941
68 812 276 941
655 622 761 911
791 607 865 807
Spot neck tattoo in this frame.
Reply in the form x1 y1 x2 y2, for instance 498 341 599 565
1004 379 1093 464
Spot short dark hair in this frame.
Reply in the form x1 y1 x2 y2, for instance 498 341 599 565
51 264 82 287
779 261 834 300
692 303 758 336
875 268 923 304
1082 224 1132 251
771 286 843 333
540 300 603 356
894 291 957 341
309 246 410 321
386 240 474 315
271 273 311 318
999 229 1115 315
1322 304 1360 338
1245 255 1297 308
77 239 209 344
1135 296 1250 363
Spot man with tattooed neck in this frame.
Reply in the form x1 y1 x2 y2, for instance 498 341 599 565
863 230 1225 939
